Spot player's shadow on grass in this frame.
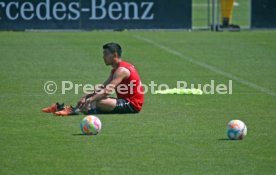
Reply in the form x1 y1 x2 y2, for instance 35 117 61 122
93 113 138 115
217 138 241 141
72 133 87 136
217 138 231 141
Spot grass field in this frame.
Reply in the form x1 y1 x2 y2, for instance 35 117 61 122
0 31 276 175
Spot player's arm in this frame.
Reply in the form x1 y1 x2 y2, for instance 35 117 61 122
87 67 130 102
77 73 114 108
102 72 113 87
85 73 113 97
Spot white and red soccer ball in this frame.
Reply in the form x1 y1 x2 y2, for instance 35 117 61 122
80 115 102 135
227 120 247 140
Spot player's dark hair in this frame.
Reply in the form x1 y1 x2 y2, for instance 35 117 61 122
103 42 122 57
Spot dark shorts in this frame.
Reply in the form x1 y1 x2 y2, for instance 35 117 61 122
89 98 138 114
112 98 138 114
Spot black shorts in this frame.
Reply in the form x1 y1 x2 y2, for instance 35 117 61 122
112 98 138 114
89 98 138 114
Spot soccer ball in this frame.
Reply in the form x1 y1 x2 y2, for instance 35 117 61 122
80 115 102 135
227 120 247 140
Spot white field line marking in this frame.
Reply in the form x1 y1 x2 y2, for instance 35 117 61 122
134 35 276 97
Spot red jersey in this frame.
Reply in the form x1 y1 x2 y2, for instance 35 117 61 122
111 61 144 112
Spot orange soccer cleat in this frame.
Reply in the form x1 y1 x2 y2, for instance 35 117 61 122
54 105 76 116
42 103 64 113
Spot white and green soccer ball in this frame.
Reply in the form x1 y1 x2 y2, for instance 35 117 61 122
227 120 247 140
80 115 102 135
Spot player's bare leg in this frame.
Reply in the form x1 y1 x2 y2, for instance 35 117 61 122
81 98 117 114
96 98 117 112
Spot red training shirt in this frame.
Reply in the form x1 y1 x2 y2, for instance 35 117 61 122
111 61 144 112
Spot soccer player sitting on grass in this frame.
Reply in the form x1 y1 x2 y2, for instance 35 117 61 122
42 43 144 116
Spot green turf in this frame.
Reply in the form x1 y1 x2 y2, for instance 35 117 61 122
0 31 275 175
